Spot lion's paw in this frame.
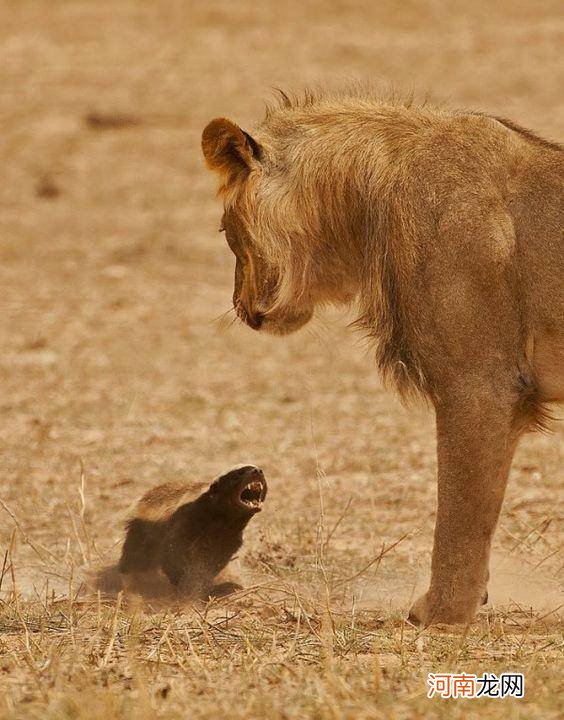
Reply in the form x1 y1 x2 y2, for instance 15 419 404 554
408 591 482 626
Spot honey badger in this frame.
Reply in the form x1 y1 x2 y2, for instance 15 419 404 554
95 465 267 600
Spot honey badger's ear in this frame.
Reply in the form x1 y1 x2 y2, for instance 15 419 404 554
201 118 262 182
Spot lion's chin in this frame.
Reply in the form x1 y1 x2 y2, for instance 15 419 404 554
255 309 313 336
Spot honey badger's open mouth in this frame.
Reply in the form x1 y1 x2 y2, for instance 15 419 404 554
238 481 265 510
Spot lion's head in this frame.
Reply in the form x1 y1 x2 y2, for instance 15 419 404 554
220 202 313 336
201 113 359 335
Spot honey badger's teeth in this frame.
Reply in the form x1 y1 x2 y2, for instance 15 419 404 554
239 481 264 508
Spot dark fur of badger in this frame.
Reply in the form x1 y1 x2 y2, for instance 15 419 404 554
94 465 267 600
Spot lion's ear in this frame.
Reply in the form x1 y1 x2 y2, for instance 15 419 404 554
201 118 261 183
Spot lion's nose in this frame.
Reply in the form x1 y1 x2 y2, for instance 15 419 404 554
247 312 264 330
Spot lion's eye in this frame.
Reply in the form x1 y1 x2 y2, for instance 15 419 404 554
219 225 225 233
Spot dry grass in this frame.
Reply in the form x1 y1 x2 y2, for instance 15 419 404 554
0 512 562 720
0 1 562 718
1 505 562 720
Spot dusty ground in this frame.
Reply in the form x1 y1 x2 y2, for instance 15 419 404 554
0 1 562 718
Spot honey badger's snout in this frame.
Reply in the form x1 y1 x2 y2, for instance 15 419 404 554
217 465 267 512
238 466 267 511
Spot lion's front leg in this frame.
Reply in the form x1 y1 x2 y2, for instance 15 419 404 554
409 384 522 625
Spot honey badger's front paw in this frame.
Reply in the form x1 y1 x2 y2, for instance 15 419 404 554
208 581 243 598
408 589 483 626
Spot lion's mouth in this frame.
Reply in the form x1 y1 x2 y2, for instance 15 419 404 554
238 481 265 510
234 299 263 330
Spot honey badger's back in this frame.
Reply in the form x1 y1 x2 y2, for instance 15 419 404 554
129 480 209 522
93 481 209 595
119 481 209 573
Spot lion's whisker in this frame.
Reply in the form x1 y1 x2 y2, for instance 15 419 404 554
211 307 236 324
212 307 240 333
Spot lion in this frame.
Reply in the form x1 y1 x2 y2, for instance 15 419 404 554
201 88 563 626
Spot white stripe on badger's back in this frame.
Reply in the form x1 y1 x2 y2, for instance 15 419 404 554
128 481 209 523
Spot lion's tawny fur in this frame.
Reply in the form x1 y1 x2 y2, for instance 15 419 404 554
203 88 562 421
202 87 563 625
